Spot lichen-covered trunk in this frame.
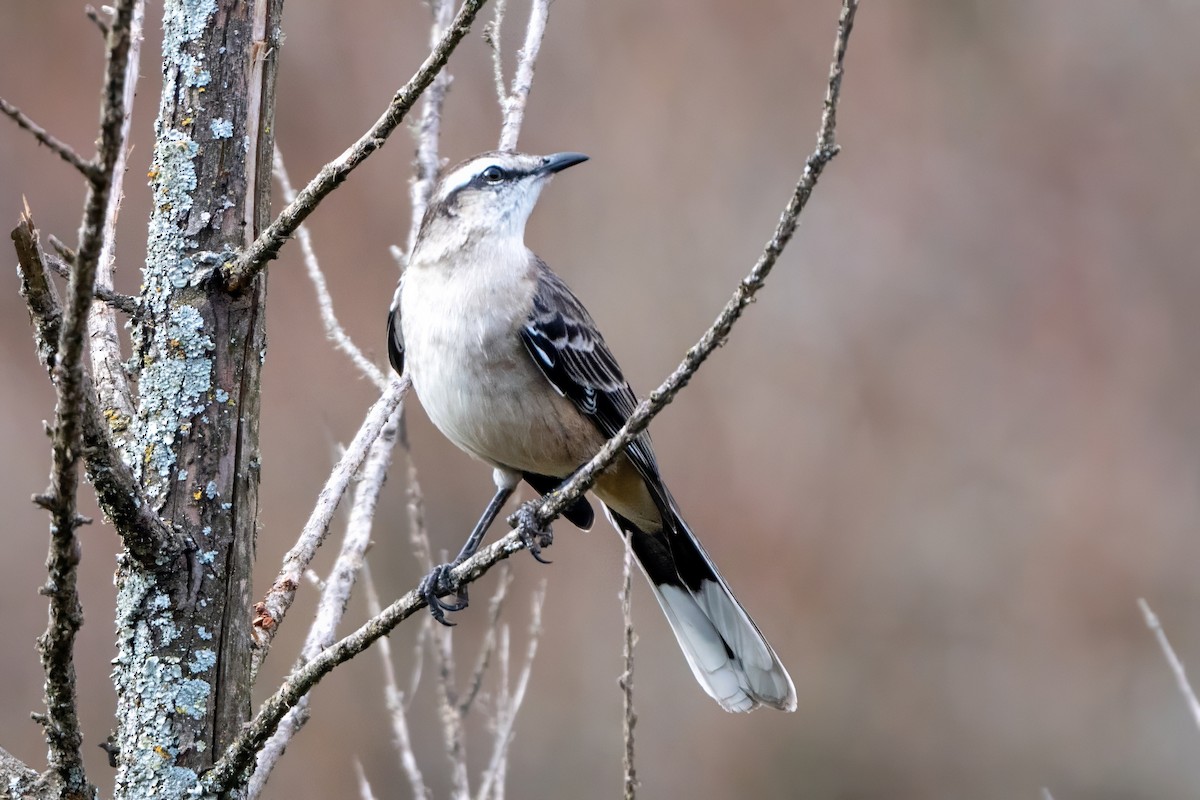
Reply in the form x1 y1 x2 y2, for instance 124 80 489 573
112 1 282 797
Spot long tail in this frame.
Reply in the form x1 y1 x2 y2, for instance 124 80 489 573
605 507 797 713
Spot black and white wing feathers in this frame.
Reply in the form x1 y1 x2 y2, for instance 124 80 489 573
519 262 664 497
386 291 404 376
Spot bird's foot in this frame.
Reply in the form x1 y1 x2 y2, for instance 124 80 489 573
419 562 468 627
513 504 554 565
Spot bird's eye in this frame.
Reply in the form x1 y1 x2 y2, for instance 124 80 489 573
481 165 506 184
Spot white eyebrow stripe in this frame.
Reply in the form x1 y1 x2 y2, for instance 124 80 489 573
437 158 503 202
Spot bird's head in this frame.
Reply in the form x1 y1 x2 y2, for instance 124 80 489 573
413 151 588 259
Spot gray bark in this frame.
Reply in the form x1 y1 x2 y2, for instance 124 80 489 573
112 1 282 797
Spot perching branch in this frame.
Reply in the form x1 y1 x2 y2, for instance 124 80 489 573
202 2 858 791
221 0 490 292
506 0 856 535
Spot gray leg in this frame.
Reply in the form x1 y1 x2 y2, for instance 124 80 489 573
421 483 515 626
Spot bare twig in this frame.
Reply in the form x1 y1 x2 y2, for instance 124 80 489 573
0 96 96 179
404 428 433 572
406 0 455 248
201 4 858 790
504 0 857 536
247 414 399 798
221 0 491 292
46 253 139 314
482 0 509 109
14 216 186 564
84 4 111 37
13 213 64 372
475 582 546 800
0 746 54 800
363 563 430 800
251 378 409 672
434 623 471 800
31 2 139 792
355 760 379 800
88 0 145 461
459 567 513 717
274 147 389 389
496 0 549 152
619 539 638 800
1138 598 1200 734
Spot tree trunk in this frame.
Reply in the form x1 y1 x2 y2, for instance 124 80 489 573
112 1 282 797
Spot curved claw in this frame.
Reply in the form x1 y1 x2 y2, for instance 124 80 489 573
515 513 554 565
419 563 468 626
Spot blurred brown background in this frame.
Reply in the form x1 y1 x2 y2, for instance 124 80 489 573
3 1 1200 797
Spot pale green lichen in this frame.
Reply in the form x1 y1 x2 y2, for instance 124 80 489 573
116 1 224 797
187 649 216 674
113 568 210 799
137 304 214 495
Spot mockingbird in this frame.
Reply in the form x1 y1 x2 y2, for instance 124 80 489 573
388 151 796 712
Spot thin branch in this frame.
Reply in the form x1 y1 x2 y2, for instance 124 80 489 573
482 0 509 109
33 2 139 791
0 96 96 179
15 217 184 564
221 0 491 292
274 147 389 390
246 409 402 797
364 563 431 800
496 0 549 152
504 0 857 536
46 253 140 314
475 582 546 800
13 212 63 373
434 624 471 800
403 422 433 572
0 746 54 800
88 0 145 461
355 760 379 800
459 567 513 717
1138 598 1200 734
619 540 638 800
200 4 858 790
250 378 409 674
406 0 456 251
84 4 111 37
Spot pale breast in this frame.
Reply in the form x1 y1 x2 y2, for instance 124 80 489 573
400 259 604 476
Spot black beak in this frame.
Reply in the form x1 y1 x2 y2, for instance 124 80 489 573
539 152 589 175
